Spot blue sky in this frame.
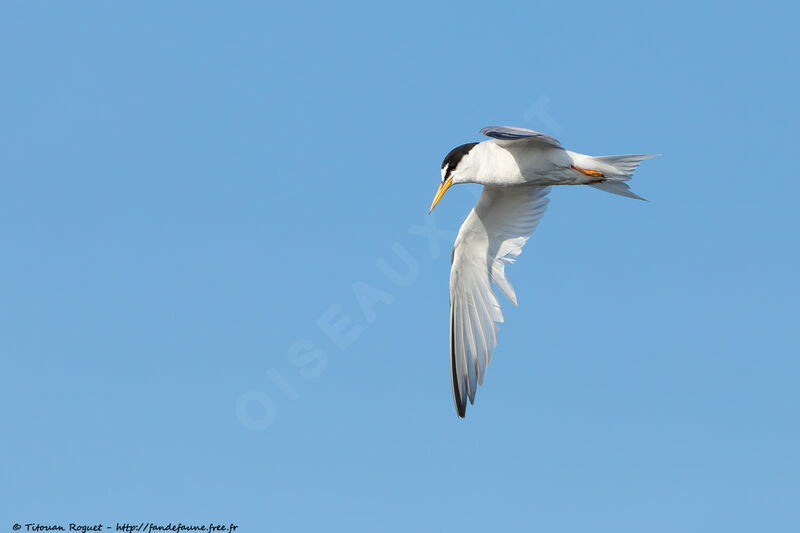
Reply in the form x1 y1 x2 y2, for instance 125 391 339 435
2 1 799 531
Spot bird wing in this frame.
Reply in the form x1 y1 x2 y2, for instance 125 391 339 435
480 126 563 149
449 185 551 417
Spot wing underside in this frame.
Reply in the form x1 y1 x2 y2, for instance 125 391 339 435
449 185 551 417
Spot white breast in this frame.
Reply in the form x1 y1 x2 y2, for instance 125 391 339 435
467 140 572 187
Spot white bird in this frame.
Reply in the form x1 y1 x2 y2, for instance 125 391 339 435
429 126 656 417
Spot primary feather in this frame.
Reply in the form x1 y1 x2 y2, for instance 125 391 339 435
449 186 550 417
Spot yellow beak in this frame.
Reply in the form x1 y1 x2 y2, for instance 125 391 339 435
429 176 453 213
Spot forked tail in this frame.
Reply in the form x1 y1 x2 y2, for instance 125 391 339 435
571 153 658 200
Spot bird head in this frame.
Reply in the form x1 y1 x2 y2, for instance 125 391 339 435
429 142 479 213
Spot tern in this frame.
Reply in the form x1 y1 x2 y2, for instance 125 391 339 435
429 126 656 417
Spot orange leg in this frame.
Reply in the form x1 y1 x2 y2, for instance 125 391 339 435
570 164 606 184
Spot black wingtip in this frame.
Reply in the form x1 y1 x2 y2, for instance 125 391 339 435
453 385 466 418
450 302 467 418
451 360 466 418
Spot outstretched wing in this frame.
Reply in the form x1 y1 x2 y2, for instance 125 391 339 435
480 126 563 149
449 185 551 417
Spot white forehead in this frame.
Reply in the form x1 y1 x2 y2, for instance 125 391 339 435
440 164 449 182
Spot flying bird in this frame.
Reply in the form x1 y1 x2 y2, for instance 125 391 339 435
429 126 656 417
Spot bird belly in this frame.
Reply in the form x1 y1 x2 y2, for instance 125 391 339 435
508 145 577 186
470 142 589 187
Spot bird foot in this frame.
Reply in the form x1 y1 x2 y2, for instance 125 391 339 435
570 165 607 184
